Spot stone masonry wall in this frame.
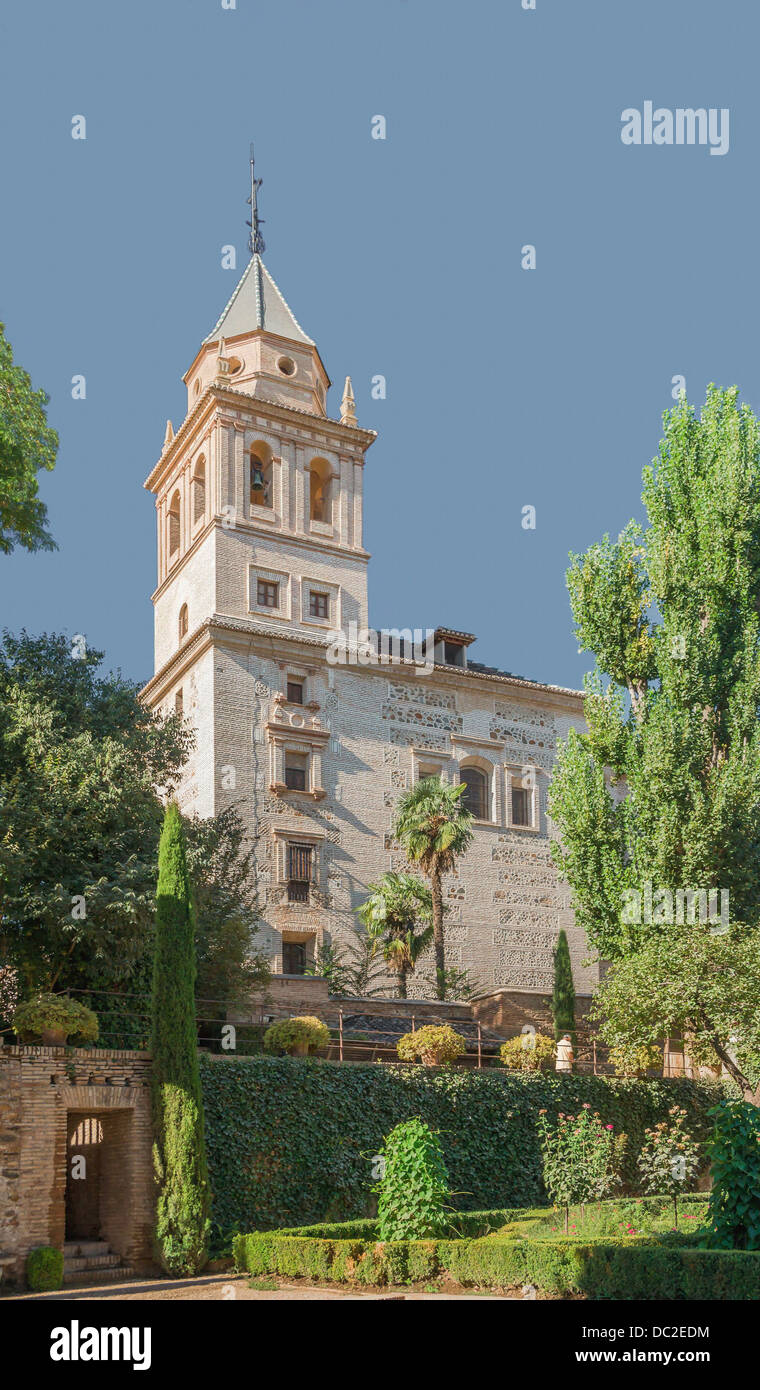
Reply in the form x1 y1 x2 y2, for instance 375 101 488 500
202 634 594 1001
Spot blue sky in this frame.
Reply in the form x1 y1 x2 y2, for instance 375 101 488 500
0 0 756 690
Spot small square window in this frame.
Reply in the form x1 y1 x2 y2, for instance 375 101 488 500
287 680 304 705
257 579 279 609
309 591 329 619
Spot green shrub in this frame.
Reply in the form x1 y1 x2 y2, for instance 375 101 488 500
26 1246 63 1292
396 1025 466 1066
704 1099 760 1250
637 1105 701 1228
608 1042 663 1078
13 993 98 1046
263 1016 329 1056
500 1032 555 1072
376 1118 450 1239
200 1055 725 1233
537 1105 620 1231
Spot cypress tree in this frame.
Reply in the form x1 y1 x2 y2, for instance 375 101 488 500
151 801 211 1276
551 929 576 1044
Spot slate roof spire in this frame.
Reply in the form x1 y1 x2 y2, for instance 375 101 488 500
203 145 314 348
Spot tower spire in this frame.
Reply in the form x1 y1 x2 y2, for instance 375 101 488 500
246 143 266 256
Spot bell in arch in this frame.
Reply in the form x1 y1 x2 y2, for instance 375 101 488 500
250 457 266 495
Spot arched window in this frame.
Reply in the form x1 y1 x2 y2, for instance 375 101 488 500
250 445 273 509
168 491 181 559
309 458 332 523
178 604 188 641
192 457 206 524
460 766 489 821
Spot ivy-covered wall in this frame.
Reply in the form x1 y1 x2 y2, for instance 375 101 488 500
199 1056 726 1234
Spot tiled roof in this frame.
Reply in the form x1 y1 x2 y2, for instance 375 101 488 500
203 254 314 346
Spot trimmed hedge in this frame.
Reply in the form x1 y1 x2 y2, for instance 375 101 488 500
200 1055 725 1232
233 1198 760 1300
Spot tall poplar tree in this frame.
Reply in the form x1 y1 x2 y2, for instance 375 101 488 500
550 387 760 1097
151 802 210 1275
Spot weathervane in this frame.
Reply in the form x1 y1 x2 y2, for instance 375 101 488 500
246 143 266 256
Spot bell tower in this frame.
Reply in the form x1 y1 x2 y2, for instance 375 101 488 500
140 152 377 822
143 150 377 706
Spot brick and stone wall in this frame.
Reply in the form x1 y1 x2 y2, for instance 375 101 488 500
0 1046 154 1286
197 641 595 1000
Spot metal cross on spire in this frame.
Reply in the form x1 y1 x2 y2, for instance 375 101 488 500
246 143 266 256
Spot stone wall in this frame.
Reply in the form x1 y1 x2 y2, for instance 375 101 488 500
471 988 595 1037
0 1046 154 1287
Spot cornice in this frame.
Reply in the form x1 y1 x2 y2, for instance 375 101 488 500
139 613 585 712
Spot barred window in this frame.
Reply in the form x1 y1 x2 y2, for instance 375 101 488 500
288 844 313 881
287 844 313 901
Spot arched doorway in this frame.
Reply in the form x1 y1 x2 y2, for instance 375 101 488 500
65 1113 104 1240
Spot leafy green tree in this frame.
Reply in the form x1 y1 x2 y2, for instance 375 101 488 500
392 779 474 999
592 926 760 1102
549 387 760 1095
0 630 187 992
375 1117 450 1240
0 631 266 1025
0 324 58 554
185 806 269 1017
151 802 211 1276
357 871 433 998
551 929 576 1044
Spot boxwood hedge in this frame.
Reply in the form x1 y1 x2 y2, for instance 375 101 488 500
233 1197 760 1299
199 1055 725 1233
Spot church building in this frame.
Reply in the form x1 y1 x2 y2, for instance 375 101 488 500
140 166 595 1000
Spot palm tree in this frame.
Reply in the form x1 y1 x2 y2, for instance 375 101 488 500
392 778 474 999
356 872 433 998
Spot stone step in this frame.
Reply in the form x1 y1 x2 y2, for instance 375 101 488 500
64 1240 110 1258
63 1265 137 1287
64 1253 122 1273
